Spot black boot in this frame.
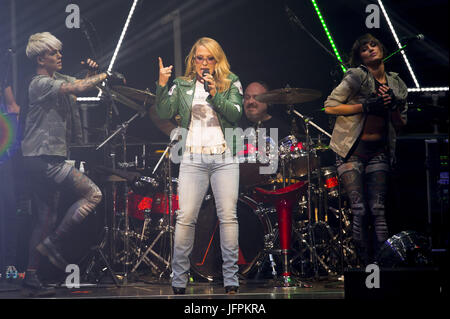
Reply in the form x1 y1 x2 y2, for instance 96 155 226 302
373 240 387 264
172 286 186 295
36 237 68 271
225 286 239 295
21 270 55 297
354 241 371 267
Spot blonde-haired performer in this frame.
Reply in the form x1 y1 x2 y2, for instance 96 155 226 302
156 37 243 295
21 32 124 296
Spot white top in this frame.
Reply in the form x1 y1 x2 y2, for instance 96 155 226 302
185 81 226 152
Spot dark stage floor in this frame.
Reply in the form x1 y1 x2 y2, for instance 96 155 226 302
0 276 344 299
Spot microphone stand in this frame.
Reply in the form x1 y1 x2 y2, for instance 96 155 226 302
286 6 348 72
81 18 98 61
382 44 408 63
96 112 141 151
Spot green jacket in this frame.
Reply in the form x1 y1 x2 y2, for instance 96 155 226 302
155 73 244 155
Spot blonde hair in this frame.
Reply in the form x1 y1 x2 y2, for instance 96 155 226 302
182 37 231 93
26 32 62 59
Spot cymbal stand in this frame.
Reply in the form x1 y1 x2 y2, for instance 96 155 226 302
153 132 179 257
290 109 332 139
290 106 332 279
81 91 121 286
132 131 179 277
96 111 143 285
130 217 172 275
316 135 323 222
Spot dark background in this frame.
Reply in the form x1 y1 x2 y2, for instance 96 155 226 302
1 0 448 141
0 0 448 271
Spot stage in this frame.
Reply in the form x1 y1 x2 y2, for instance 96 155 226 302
0 277 344 299
1 0 448 307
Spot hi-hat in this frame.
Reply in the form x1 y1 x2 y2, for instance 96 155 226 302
255 88 322 105
113 86 156 104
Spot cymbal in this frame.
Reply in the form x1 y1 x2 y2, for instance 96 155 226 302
148 105 176 137
255 88 322 105
113 86 156 104
313 142 330 151
110 89 145 113
104 175 127 182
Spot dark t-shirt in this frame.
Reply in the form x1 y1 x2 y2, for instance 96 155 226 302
239 114 291 141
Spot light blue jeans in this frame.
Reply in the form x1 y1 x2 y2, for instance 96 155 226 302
171 152 239 288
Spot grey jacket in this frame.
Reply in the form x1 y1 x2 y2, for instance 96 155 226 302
324 66 408 161
21 72 82 157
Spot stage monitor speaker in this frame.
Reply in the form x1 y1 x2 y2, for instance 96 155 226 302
377 231 432 268
345 231 442 299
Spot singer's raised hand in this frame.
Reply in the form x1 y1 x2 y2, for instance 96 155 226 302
159 57 173 87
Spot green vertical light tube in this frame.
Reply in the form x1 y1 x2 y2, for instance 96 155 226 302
311 0 347 73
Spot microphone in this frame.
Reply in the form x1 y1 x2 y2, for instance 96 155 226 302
400 34 425 44
202 69 210 92
285 5 303 28
383 34 425 63
81 60 100 72
80 17 98 60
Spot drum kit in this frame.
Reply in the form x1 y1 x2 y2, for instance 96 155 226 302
81 84 360 287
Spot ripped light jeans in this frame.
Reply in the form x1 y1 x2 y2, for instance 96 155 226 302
171 152 239 288
337 147 390 265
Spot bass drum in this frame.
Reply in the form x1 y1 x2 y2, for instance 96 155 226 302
190 196 275 281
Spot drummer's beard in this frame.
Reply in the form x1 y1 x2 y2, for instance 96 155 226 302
245 104 260 122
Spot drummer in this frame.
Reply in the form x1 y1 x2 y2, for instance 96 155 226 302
239 81 290 138
238 81 294 186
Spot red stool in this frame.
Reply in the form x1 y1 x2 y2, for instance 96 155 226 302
254 181 307 286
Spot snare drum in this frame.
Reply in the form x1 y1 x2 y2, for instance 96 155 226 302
127 192 179 220
151 192 179 215
238 137 278 189
127 192 153 220
279 135 318 178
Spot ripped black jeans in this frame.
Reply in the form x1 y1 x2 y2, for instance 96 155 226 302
337 143 389 265
23 156 102 270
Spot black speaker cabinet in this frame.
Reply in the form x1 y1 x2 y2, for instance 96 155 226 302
390 135 448 247
344 267 441 299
